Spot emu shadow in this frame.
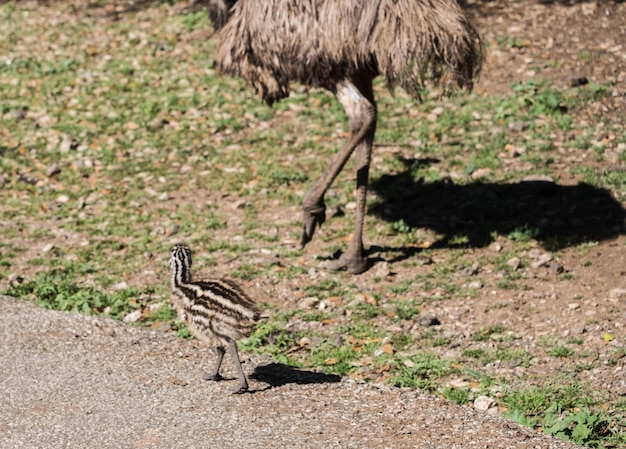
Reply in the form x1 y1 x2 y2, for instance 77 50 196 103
369 159 626 259
251 362 341 388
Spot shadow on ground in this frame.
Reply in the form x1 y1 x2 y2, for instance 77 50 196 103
251 362 341 388
369 158 626 260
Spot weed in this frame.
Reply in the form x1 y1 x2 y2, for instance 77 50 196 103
2 262 150 320
391 352 460 391
239 321 299 367
442 386 471 405
472 324 506 342
391 298 420 320
543 407 614 446
508 225 539 243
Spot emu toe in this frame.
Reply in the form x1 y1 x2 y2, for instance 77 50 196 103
301 204 326 248
202 372 224 382
323 252 369 275
230 382 249 394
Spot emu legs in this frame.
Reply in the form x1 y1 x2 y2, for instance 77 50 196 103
202 345 226 381
201 341 249 394
301 76 376 274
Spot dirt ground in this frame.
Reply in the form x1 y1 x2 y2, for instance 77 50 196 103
444 0 626 402
236 0 626 425
252 0 626 406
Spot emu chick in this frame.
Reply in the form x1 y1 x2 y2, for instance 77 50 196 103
169 244 260 393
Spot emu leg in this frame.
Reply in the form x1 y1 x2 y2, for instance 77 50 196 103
202 346 225 381
227 340 249 394
302 77 376 274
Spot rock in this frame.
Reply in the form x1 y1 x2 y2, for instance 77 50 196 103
73 158 93 171
374 343 393 357
508 121 527 132
299 297 319 309
417 315 441 327
46 163 61 177
457 262 480 277
550 262 564 274
148 302 164 313
473 396 495 412
373 261 390 278
615 380 626 397
150 117 169 128
467 280 483 290
608 288 626 303
298 336 312 347
471 168 492 180
569 76 589 87
447 378 470 389
113 281 129 290
522 174 554 183
165 225 179 237
531 253 553 269
346 294 366 308
59 134 78 153
123 309 142 323
41 243 55 253
506 257 521 270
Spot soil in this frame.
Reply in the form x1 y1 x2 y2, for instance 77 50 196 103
242 0 626 409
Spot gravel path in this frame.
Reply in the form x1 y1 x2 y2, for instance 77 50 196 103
0 296 582 449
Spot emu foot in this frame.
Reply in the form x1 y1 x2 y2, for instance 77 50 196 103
230 382 249 394
322 251 369 274
301 203 326 248
202 372 223 382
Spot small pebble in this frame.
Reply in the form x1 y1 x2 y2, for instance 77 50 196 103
531 253 553 269
474 396 495 412
457 262 480 277
417 315 441 327
46 163 61 177
506 257 521 270
608 288 626 303
550 262 564 274
299 297 319 309
123 309 142 323
373 261 390 278
508 121 527 132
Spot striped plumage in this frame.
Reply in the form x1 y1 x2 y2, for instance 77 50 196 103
169 244 260 393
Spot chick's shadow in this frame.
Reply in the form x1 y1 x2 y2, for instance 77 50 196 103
250 362 341 389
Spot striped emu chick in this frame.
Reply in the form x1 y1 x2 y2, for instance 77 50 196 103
169 244 260 394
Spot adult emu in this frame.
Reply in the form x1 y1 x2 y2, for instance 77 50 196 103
207 0 483 274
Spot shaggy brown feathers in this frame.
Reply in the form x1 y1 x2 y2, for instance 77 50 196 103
213 0 482 104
